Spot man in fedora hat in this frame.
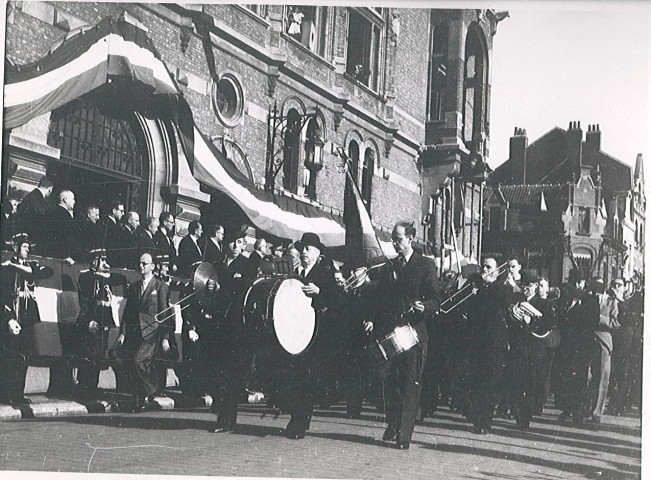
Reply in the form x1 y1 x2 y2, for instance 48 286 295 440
75 249 127 400
0 233 52 405
281 231 338 440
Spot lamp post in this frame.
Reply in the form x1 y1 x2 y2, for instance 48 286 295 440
265 101 322 194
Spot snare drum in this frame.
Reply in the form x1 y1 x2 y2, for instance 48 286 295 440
365 324 419 367
242 275 316 356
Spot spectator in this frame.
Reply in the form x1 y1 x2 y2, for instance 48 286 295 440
77 204 102 259
102 200 125 267
154 212 177 272
137 216 159 256
47 189 77 265
177 220 203 277
117 211 140 269
201 224 225 267
16 176 53 253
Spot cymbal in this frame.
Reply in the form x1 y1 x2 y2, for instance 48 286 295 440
193 262 219 306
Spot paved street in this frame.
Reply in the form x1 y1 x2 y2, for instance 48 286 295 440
0 400 641 479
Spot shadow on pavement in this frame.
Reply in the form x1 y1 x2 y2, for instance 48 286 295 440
416 440 640 479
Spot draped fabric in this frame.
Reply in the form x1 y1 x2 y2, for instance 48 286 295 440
3 16 347 247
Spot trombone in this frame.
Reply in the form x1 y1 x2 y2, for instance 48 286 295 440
437 261 509 314
340 261 389 292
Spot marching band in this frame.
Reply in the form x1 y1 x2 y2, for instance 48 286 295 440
0 215 644 449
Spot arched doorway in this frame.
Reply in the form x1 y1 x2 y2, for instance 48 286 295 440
46 96 149 216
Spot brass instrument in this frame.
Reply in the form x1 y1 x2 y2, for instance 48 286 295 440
507 301 553 339
340 261 389 292
438 261 509 314
153 262 219 324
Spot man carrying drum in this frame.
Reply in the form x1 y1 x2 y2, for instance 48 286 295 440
364 221 440 450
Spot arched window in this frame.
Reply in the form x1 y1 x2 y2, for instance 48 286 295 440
46 98 148 214
282 108 301 193
361 147 374 211
427 24 448 122
462 26 488 152
302 118 323 200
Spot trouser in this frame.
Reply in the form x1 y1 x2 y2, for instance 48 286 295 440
76 327 112 395
0 339 29 400
120 338 162 399
469 347 506 430
512 353 548 426
609 327 634 412
588 339 611 417
382 342 427 443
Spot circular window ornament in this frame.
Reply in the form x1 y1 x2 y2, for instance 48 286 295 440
211 74 244 127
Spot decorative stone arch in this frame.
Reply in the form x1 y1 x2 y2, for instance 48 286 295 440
280 95 307 116
344 129 364 181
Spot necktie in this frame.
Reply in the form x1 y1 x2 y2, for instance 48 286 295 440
398 256 407 271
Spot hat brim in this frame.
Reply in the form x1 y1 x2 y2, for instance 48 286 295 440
295 240 325 252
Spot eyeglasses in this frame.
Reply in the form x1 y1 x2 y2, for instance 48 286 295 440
138 261 153 266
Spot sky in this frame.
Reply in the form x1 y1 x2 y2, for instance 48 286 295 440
487 2 650 169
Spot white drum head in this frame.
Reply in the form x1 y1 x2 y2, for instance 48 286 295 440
272 278 316 355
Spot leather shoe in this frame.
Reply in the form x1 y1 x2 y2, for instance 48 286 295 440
285 429 306 440
396 441 410 450
10 396 32 405
212 426 235 433
382 427 397 442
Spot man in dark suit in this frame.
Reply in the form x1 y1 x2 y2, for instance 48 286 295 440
77 204 102 260
101 200 125 267
116 252 172 411
45 189 78 264
211 227 255 432
466 256 516 434
247 237 267 275
154 212 177 272
365 221 440 449
137 216 159 257
200 224 225 267
177 220 203 277
279 232 338 439
116 211 140 269
15 176 53 254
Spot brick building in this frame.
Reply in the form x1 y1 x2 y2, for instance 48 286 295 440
3 3 507 265
483 122 645 286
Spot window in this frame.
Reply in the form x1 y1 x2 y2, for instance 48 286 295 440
302 118 324 200
578 207 590 234
343 140 361 230
282 109 301 193
284 6 329 57
345 8 384 91
211 74 244 127
489 207 501 231
462 26 488 151
427 24 448 122
361 148 374 211
243 5 268 18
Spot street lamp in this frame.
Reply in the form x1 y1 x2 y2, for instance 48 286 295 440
265 101 322 192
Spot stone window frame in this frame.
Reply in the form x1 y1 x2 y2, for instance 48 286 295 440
283 5 330 58
344 7 387 93
427 23 449 122
211 71 245 128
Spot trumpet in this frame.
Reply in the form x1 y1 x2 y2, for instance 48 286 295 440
438 261 509 314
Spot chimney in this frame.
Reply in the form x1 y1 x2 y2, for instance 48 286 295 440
584 124 601 166
567 121 583 173
509 127 528 184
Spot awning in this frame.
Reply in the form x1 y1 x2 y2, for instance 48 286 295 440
4 15 349 246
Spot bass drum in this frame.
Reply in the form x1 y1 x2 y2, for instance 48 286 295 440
242 275 316 357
